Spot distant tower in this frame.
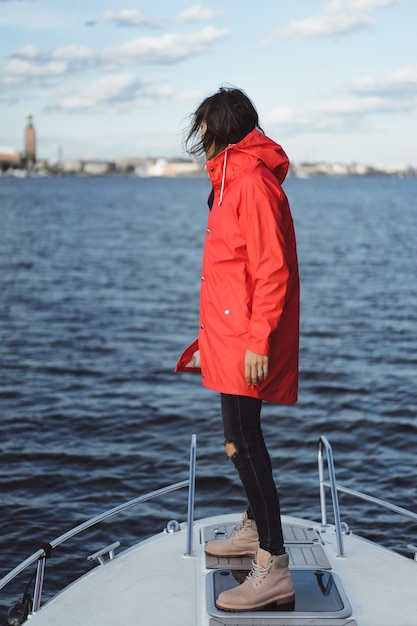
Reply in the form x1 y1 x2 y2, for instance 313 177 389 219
24 112 36 169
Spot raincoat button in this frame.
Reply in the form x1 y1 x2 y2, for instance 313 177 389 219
200 324 205 329
224 309 230 315
201 276 205 281
207 228 211 234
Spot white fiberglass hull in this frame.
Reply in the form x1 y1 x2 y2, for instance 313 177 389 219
26 513 417 626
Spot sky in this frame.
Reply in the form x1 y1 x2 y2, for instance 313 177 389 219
0 0 416 166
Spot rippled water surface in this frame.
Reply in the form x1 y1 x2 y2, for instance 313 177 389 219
1 175 416 611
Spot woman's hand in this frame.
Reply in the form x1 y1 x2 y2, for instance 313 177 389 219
186 350 201 369
244 350 268 385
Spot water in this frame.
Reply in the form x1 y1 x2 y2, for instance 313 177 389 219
1 174 416 611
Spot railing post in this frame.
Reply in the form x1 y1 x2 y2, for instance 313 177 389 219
185 434 197 556
318 440 327 527
32 556 46 613
318 436 346 558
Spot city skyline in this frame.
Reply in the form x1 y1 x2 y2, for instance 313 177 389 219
1 0 416 167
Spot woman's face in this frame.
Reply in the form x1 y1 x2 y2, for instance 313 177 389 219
201 121 216 160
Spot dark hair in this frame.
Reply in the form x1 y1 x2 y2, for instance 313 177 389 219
185 87 263 158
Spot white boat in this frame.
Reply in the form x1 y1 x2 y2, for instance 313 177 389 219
1 435 417 626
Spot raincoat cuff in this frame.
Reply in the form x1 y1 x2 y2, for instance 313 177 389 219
247 337 270 356
174 338 201 373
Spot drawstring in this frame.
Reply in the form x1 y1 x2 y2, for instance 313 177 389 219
218 150 228 206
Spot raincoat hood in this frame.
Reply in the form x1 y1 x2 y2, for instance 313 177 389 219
206 128 289 205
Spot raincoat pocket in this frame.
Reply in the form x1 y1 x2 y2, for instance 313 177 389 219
215 281 249 336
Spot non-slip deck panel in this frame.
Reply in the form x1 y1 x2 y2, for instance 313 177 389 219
205 523 331 570
203 523 318 545
283 524 317 544
287 544 331 569
206 544 331 571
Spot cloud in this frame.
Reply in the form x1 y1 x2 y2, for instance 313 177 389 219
264 0 407 41
176 4 216 22
101 26 227 66
265 63 417 135
103 9 162 29
352 64 417 97
271 13 372 40
263 97 398 135
45 74 200 113
46 74 144 112
0 10 66 31
325 0 405 10
0 44 96 85
0 27 228 87
103 5 215 29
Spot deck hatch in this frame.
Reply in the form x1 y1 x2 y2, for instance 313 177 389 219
207 569 352 624
209 618 357 625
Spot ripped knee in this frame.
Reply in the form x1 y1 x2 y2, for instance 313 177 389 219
224 439 238 460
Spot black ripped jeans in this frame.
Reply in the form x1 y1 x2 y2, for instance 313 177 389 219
220 393 285 556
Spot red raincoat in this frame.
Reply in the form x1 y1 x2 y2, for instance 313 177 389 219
175 128 299 404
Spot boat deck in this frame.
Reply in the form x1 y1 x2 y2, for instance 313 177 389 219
28 529 196 626
25 513 417 625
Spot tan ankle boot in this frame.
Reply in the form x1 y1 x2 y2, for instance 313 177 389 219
205 512 259 557
216 547 295 611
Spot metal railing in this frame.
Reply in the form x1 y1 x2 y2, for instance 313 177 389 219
185 433 197 557
318 436 346 557
318 435 417 558
0 434 197 616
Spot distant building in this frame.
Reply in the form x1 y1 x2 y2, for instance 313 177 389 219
83 160 114 175
164 159 201 177
61 160 83 174
133 157 201 177
0 147 22 171
24 113 36 169
115 157 149 174
60 160 115 175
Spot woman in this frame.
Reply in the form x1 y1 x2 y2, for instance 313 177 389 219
175 87 299 611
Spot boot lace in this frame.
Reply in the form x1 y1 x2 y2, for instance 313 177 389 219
231 515 252 539
247 560 271 586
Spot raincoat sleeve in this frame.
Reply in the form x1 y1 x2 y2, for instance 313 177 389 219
240 175 290 356
174 338 201 374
